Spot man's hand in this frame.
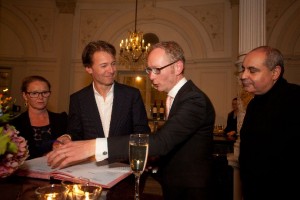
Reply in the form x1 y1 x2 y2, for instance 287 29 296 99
52 134 72 150
226 131 237 140
47 139 96 169
226 131 236 137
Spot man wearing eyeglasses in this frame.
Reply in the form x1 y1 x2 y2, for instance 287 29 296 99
143 41 215 200
48 41 215 200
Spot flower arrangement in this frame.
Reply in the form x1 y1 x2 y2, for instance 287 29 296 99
0 91 29 178
0 125 29 178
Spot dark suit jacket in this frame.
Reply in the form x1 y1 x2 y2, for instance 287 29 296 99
108 80 216 188
223 110 237 134
10 110 68 159
68 81 150 140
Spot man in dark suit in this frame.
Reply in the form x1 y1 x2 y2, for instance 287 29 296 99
67 40 150 141
68 82 150 140
47 41 215 200
223 97 238 139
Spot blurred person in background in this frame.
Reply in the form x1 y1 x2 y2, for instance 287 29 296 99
223 97 238 139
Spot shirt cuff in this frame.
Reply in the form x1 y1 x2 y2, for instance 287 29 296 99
95 138 108 161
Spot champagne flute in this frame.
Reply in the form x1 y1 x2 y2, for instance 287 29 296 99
129 133 149 200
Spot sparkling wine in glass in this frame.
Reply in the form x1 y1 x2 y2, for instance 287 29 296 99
129 133 149 200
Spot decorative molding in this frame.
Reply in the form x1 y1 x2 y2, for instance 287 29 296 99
55 0 76 14
78 9 118 52
182 3 224 51
266 0 295 39
16 6 55 52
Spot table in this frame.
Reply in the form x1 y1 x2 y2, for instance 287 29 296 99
213 135 236 156
0 172 163 200
0 135 234 200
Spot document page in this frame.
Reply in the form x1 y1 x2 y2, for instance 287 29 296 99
56 160 132 188
17 156 132 188
18 156 53 172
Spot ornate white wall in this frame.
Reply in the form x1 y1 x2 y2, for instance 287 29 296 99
0 0 299 125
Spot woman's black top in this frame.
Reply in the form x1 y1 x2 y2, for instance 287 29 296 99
10 110 68 159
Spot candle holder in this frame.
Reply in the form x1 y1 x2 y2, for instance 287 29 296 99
72 185 102 200
65 184 102 200
62 179 101 200
35 184 68 200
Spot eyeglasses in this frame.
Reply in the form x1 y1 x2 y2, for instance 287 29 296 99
145 60 178 75
26 91 51 98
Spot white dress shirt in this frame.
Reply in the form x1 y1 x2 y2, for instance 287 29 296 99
94 84 113 138
167 77 187 104
93 83 113 161
95 78 188 161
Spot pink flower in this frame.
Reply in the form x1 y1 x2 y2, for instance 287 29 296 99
0 124 29 178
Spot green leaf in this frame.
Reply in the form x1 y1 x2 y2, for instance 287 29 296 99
0 113 10 122
0 134 10 155
7 141 18 153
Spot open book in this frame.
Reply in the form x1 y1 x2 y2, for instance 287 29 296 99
16 156 132 189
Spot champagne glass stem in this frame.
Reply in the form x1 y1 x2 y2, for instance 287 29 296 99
134 174 140 200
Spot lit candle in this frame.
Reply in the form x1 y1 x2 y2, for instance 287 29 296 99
137 160 140 169
135 76 142 82
85 192 89 200
46 193 57 200
67 191 72 200
72 184 85 200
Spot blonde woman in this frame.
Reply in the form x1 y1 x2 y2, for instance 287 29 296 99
11 75 68 159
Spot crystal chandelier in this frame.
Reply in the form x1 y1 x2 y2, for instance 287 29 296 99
119 0 150 69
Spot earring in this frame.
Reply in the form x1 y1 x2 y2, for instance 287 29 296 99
24 101 28 107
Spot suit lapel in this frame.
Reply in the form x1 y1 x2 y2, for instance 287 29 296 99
109 83 123 136
84 85 105 137
169 81 191 117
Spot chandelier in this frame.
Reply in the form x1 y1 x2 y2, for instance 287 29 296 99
119 0 150 68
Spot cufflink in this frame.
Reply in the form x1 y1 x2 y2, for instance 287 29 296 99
102 151 108 155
